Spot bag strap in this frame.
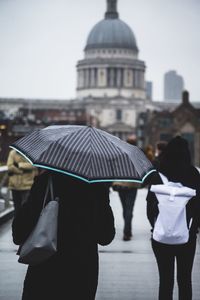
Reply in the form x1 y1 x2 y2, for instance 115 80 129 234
49 176 54 201
42 176 54 208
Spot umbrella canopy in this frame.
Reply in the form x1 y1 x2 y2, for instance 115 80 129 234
10 125 156 183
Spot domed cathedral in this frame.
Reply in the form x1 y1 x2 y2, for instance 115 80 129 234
77 0 145 99
76 0 150 139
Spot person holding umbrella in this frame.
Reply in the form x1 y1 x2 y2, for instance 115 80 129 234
12 169 115 300
11 125 155 300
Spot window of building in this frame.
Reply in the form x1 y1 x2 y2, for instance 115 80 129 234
158 117 172 128
116 109 122 121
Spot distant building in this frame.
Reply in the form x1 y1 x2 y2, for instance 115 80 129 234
1 0 150 142
137 91 200 166
1 0 200 165
164 70 184 101
77 0 145 100
146 81 153 100
75 0 149 139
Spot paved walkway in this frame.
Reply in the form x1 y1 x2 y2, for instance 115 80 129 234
97 188 200 300
0 188 199 300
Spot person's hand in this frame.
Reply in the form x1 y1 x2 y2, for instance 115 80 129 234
14 162 18 168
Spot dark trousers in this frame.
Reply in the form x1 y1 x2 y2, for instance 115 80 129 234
12 190 30 216
118 188 137 236
152 238 197 300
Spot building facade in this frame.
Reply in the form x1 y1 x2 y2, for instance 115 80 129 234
164 70 184 101
0 0 200 165
137 91 200 166
75 0 150 137
0 0 151 144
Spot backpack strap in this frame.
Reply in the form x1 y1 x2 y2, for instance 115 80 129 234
159 172 168 184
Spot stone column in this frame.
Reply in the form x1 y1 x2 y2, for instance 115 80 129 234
85 69 89 88
109 68 115 87
124 69 133 87
90 69 95 87
116 68 122 87
134 70 139 88
97 68 107 87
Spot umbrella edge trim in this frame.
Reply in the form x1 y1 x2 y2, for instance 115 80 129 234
142 169 157 182
9 146 34 165
32 164 157 184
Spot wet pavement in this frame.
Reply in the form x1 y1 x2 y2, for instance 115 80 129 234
0 188 199 300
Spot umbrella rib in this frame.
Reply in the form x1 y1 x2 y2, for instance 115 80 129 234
93 128 154 179
91 128 130 178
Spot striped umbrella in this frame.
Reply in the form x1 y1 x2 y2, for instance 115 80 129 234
10 125 156 184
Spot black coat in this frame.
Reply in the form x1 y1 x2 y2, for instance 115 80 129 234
12 171 115 300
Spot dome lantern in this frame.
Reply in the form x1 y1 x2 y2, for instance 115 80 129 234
105 0 119 19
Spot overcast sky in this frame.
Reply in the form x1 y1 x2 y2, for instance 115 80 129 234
0 0 199 101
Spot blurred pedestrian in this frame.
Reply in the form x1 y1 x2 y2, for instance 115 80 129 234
12 170 115 300
144 144 155 162
152 140 167 169
146 136 200 300
112 135 138 241
7 149 37 216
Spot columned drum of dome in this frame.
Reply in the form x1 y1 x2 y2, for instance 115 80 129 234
76 0 146 100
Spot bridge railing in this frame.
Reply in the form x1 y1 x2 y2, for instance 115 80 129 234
0 166 14 218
